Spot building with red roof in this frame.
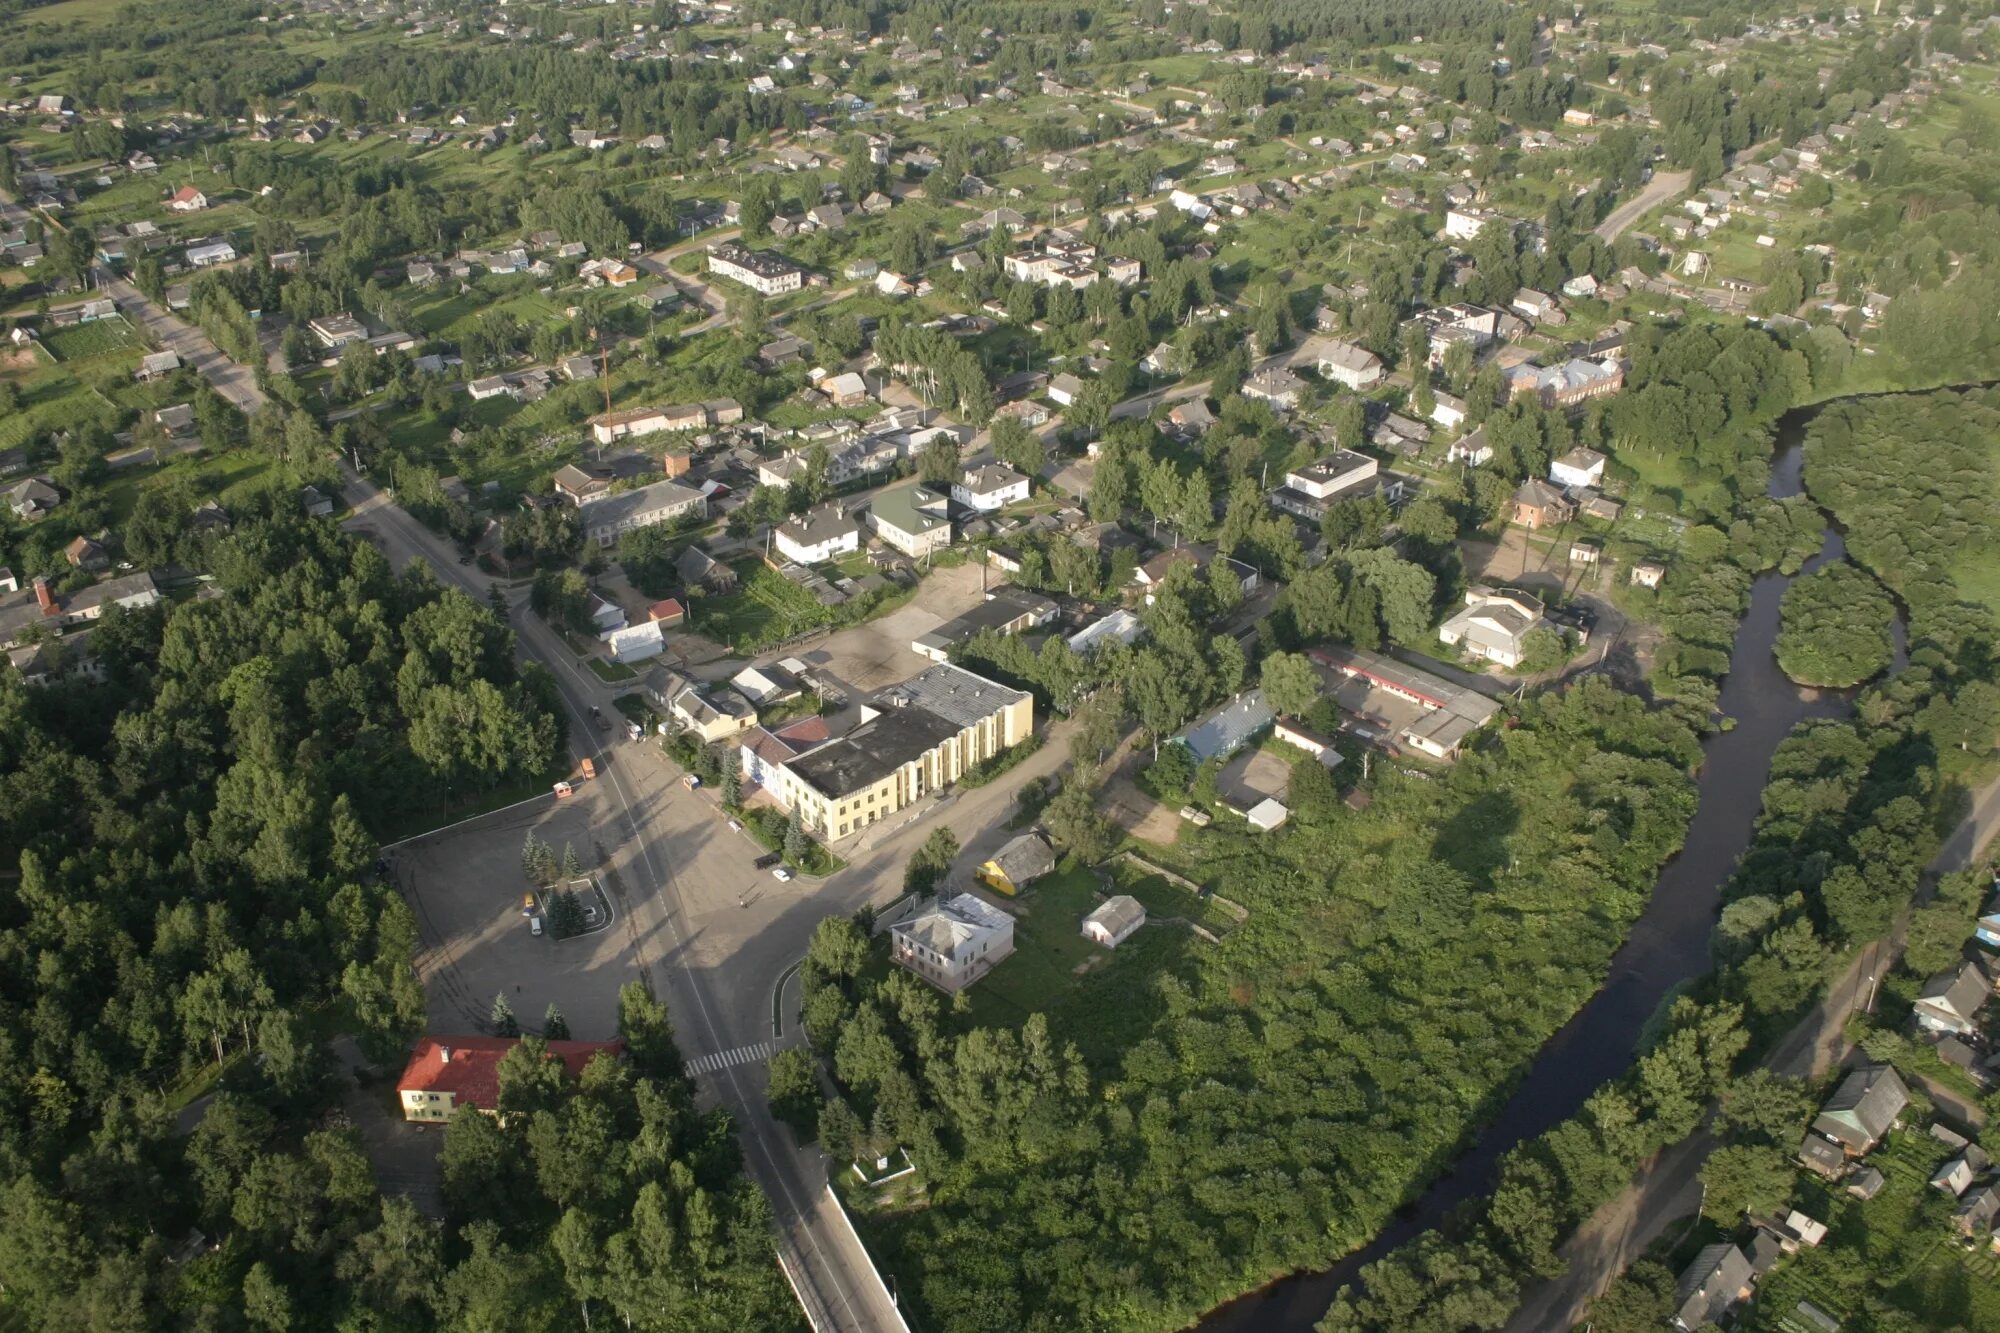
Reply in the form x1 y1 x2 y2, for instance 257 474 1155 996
646 597 686 626
396 1035 625 1122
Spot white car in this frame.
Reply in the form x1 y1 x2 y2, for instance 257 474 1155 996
530 916 544 937
772 865 793 882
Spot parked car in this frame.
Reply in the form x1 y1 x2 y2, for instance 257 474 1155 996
531 916 544 937
683 774 702 789
590 705 609 733
753 851 783 870
521 893 536 916
772 865 793 883
727 818 743 832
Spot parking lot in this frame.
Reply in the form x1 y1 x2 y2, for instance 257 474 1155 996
786 560 989 693
392 788 635 1040
1217 748 1293 810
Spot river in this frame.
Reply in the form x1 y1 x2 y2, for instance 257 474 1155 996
1197 398 1879 1332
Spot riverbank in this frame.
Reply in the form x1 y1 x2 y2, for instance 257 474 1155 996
1196 381 1986 1333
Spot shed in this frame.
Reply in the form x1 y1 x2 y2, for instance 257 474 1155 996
979 833 1056 896
1081 895 1146 949
1246 798 1289 831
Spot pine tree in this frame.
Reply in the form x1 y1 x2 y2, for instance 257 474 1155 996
521 831 542 879
490 992 518 1038
720 760 742 809
487 584 509 619
543 1003 570 1041
783 810 809 864
561 842 581 880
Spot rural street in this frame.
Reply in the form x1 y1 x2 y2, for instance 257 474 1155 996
339 466 1076 1332
1505 770 2000 1332
96 265 270 414
340 467 911 1333
1592 168 1692 243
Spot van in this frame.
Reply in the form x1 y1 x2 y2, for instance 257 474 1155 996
530 916 544 937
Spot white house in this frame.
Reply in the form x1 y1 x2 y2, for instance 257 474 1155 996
774 506 862 564
1549 447 1608 489
1082 895 1146 949
867 484 952 558
1311 338 1385 390
1437 587 1547 669
891 894 1016 992
952 462 1030 512
603 620 667 664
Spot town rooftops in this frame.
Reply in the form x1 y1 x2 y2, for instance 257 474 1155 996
1178 689 1273 763
987 832 1057 886
396 1035 626 1113
876 660 1029 729
787 704 966 797
869 483 949 537
778 504 861 549
913 585 1057 656
1813 1064 1910 1152
710 241 805 279
576 479 704 529
958 461 1028 496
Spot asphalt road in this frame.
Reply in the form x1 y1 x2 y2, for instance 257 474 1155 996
340 468 913 1333
1593 168 1694 244
95 266 269 414
1505 769 2000 1332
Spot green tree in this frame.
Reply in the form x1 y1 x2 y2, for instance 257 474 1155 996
904 827 960 894
491 992 519 1038
543 1003 570 1040
1699 1143 1796 1223
1260 650 1321 718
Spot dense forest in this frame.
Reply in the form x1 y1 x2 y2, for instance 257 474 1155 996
0 511 793 1328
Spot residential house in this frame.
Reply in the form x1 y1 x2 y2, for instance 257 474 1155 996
1133 544 1258 604
300 485 334 517
1241 366 1306 410
603 621 667 664
552 465 614 504
1914 962 1990 1036
1811 1064 1910 1156
588 400 738 447
764 663 1034 838
1048 374 1086 408
1510 288 1563 324
1270 450 1383 521
676 545 736 592
577 480 706 547
1672 1244 1754 1332
952 463 1030 513
774 505 862 565
5 477 61 521
979 833 1057 896
397 1035 625 1122
1082 895 1147 948
135 350 181 381
891 893 1016 992
168 186 207 212
1631 560 1667 589
1510 479 1574 529
63 536 109 571
1437 585 1548 668
867 484 952 559
1310 337 1385 390
1430 391 1468 430
1550 447 1609 489
708 243 806 295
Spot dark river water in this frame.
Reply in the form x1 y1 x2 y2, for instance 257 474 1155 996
1196 398 1881 1333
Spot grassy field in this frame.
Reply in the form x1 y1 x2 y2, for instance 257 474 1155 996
42 317 138 362
694 559 841 652
963 861 1196 1070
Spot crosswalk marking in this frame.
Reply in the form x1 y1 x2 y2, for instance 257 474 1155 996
686 1040 780 1076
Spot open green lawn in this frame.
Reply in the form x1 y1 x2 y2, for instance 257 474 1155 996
964 861 1196 1070
99 448 280 526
